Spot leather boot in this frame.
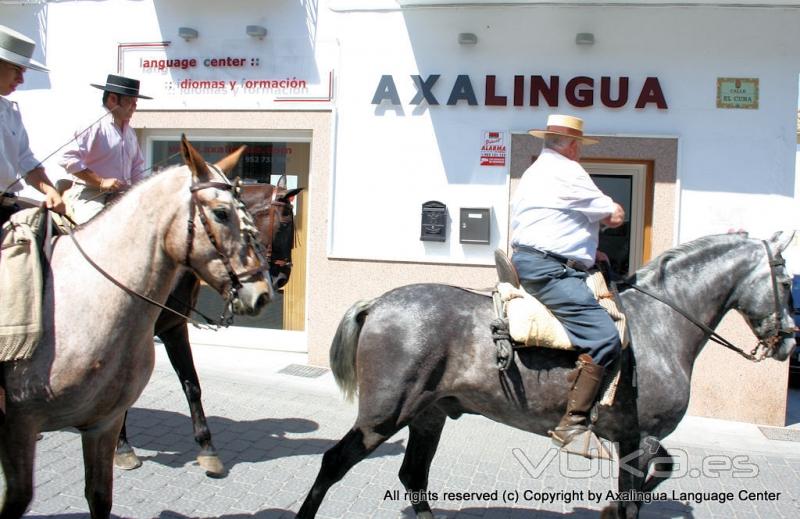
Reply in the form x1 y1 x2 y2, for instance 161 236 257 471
550 353 604 447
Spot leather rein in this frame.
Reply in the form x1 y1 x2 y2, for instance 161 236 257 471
64 173 268 327
617 240 794 362
246 185 294 271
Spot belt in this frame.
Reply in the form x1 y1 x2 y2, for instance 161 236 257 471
513 244 589 272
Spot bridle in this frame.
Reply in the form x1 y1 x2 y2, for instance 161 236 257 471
65 166 269 328
183 168 271 319
619 240 795 362
247 185 295 274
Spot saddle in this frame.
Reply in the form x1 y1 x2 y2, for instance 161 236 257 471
492 249 628 406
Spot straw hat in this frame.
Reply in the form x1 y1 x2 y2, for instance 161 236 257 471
91 74 152 99
528 114 598 145
0 24 48 72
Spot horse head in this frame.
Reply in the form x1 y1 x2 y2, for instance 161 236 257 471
239 175 302 290
176 135 272 316
734 231 797 361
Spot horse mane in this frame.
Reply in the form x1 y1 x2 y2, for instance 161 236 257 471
630 232 749 288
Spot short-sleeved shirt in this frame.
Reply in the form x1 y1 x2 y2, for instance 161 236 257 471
510 148 615 268
59 110 146 185
0 97 40 193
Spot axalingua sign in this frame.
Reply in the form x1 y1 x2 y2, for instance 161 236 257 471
372 74 668 109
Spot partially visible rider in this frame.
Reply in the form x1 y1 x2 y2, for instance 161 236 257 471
59 74 151 224
0 24 65 424
510 114 625 452
0 24 64 224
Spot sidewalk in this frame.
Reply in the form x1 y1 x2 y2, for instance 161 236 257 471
9 343 800 518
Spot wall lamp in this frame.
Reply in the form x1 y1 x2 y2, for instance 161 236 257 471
575 32 595 45
458 32 478 45
246 25 268 40
178 27 198 42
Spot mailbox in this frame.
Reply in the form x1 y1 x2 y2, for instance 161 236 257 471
420 201 447 242
459 207 491 244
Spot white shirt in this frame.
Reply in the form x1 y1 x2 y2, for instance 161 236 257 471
0 97 40 193
59 110 146 185
510 148 615 268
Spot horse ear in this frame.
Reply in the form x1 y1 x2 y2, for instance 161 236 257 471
180 134 211 182
276 174 287 189
770 230 796 253
215 145 247 175
281 187 303 200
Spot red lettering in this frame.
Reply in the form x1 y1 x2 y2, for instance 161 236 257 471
485 75 507 106
601 76 629 108
530 76 559 107
635 77 668 109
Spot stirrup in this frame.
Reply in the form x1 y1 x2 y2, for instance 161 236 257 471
550 428 613 460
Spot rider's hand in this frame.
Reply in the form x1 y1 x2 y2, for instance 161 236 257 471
601 203 625 229
43 191 66 214
99 178 124 192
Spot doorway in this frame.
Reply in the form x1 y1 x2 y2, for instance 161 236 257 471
147 135 310 349
583 161 653 277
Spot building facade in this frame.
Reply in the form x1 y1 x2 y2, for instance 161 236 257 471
3 0 800 425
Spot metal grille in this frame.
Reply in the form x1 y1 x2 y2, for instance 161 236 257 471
758 426 800 443
278 363 328 378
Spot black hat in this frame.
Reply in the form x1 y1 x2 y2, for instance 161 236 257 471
90 74 152 99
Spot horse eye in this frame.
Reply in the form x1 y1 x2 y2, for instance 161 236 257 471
212 208 230 223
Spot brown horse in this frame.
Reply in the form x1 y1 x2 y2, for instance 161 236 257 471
0 137 271 519
114 175 302 476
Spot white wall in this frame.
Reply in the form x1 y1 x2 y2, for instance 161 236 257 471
3 1 799 262
327 4 800 263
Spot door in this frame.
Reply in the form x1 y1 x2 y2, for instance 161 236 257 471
583 161 653 277
147 136 309 349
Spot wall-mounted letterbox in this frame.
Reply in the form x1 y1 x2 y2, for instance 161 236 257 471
459 207 491 244
420 201 447 242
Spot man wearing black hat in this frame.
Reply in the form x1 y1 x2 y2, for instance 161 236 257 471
0 24 65 223
59 74 152 223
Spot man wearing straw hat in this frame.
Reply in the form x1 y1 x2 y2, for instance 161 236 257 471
0 24 65 225
59 74 151 224
510 114 625 455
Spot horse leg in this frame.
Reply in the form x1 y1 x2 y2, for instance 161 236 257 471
398 408 447 519
297 425 395 518
0 421 37 518
640 438 674 493
602 436 663 519
81 415 125 519
159 322 224 476
113 411 142 470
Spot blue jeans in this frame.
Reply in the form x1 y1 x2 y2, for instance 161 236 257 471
511 250 621 368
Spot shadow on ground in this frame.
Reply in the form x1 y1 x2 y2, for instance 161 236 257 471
77 406 405 475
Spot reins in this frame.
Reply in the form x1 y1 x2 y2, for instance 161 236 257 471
617 240 792 362
60 168 270 328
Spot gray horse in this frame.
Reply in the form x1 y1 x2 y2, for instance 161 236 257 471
0 137 271 518
298 231 796 518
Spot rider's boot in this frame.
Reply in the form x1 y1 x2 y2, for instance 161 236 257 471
549 353 611 459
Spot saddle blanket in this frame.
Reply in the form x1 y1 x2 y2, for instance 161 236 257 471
495 271 628 406
497 270 629 350
0 208 53 361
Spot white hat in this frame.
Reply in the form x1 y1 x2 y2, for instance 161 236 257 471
528 114 598 145
0 24 48 72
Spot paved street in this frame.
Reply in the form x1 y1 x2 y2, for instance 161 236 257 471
4 345 800 518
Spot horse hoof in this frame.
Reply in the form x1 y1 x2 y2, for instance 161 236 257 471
416 512 435 519
114 451 143 470
197 454 226 478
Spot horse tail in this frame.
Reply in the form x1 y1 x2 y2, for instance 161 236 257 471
330 298 374 401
